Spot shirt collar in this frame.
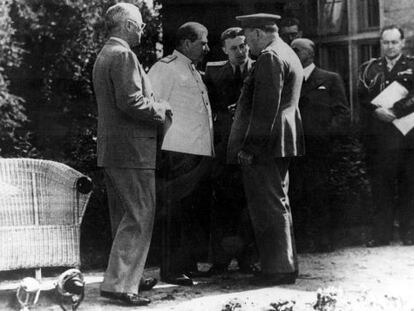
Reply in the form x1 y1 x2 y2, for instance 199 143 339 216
385 53 402 70
303 63 316 81
230 60 248 73
109 37 130 49
173 49 193 66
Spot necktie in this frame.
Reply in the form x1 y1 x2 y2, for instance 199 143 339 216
234 65 242 88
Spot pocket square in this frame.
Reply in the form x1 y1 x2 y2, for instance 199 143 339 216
318 85 327 89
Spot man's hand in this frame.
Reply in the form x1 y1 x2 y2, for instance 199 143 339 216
374 107 396 123
237 150 253 166
154 99 173 123
227 103 237 114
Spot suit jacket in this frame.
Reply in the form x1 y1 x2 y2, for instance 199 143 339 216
300 66 350 154
93 38 164 168
204 59 254 145
359 54 414 151
227 37 305 163
148 50 214 157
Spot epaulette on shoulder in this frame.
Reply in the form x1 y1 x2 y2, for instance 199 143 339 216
160 55 177 63
206 60 227 67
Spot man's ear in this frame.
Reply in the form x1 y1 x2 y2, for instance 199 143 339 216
222 46 228 55
298 30 303 38
125 20 133 33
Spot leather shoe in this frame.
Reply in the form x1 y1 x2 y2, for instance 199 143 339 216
250 272 296 286
100 290 150 306
162 274 194 286
139 277 157 291
191 264 228 277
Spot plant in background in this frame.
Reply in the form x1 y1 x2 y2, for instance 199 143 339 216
0 0 35 157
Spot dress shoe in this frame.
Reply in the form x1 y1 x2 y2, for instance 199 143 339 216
161 274 194 286
239 262 261 274
100 290 150 306
139 277 157 291
191 264 228 277
250 272 297 286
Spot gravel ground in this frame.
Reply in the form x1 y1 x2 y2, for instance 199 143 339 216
2 245 414 310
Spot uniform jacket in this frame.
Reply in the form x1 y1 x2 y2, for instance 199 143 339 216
204 59 254 146
300 66 350 154
359 54 414 150
227 37 305 163
148 50 214 157
93 38 165 169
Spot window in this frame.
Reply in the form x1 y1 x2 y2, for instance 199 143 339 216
358 0 380 31
358 41 380 65
318 0 348 35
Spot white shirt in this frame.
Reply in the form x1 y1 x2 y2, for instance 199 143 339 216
303 63 316 81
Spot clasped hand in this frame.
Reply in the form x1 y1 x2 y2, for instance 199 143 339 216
374 107 396 123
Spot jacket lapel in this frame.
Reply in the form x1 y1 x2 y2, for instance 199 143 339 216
301 67 326 96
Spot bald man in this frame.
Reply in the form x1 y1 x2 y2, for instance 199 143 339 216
290 38 349 252
93 2 171 306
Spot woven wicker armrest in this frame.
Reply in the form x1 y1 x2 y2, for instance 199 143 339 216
0 158 93 271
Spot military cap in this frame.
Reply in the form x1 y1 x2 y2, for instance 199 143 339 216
236 13 281 28
291 38 315 52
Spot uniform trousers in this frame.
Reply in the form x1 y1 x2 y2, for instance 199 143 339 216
241 157 297 274
101 168 155 294
366 130 414 242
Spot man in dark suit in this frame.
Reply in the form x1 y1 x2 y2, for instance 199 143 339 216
203 27 257 275
93 3 171 306
359 25 414 247
290 38 350 252
228 13 305 285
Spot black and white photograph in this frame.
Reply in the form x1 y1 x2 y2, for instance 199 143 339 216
1 0 414 310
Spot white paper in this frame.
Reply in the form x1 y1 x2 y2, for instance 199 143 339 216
371 81 409 109
393 112 414 136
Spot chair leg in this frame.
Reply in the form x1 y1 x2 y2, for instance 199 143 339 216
35 268 42 281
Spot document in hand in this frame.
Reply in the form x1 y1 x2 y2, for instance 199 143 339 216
371 81 414 135
371 81 408 109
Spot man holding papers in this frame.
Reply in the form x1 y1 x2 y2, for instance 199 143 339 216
359 25 414 247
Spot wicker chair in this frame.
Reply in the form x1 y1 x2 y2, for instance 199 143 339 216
0 158 92 278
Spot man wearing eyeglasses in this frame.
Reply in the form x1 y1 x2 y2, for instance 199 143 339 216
93 2 171 306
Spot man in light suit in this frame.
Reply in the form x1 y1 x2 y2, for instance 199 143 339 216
203 27 257 275
92 3 171 306
290 38 350 252
228 13 305 285
148 22 214 286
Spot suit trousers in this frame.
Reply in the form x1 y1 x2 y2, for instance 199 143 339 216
241 157 297 274
101 168 155 294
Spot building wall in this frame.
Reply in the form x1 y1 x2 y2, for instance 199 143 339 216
383 0 414 51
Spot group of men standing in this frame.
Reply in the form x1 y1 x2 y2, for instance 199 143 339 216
92 2 414 307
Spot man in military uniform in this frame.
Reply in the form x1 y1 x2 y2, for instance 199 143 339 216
148 22 214 286
359 25 414 247
228 13 305 285
203 27 257 275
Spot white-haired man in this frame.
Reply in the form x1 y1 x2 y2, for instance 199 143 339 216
93 2 171 306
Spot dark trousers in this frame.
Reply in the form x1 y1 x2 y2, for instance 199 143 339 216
209 163 257 269
158 151 211 278
241 157 297 274
366 141 414 243
289 151 332 250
